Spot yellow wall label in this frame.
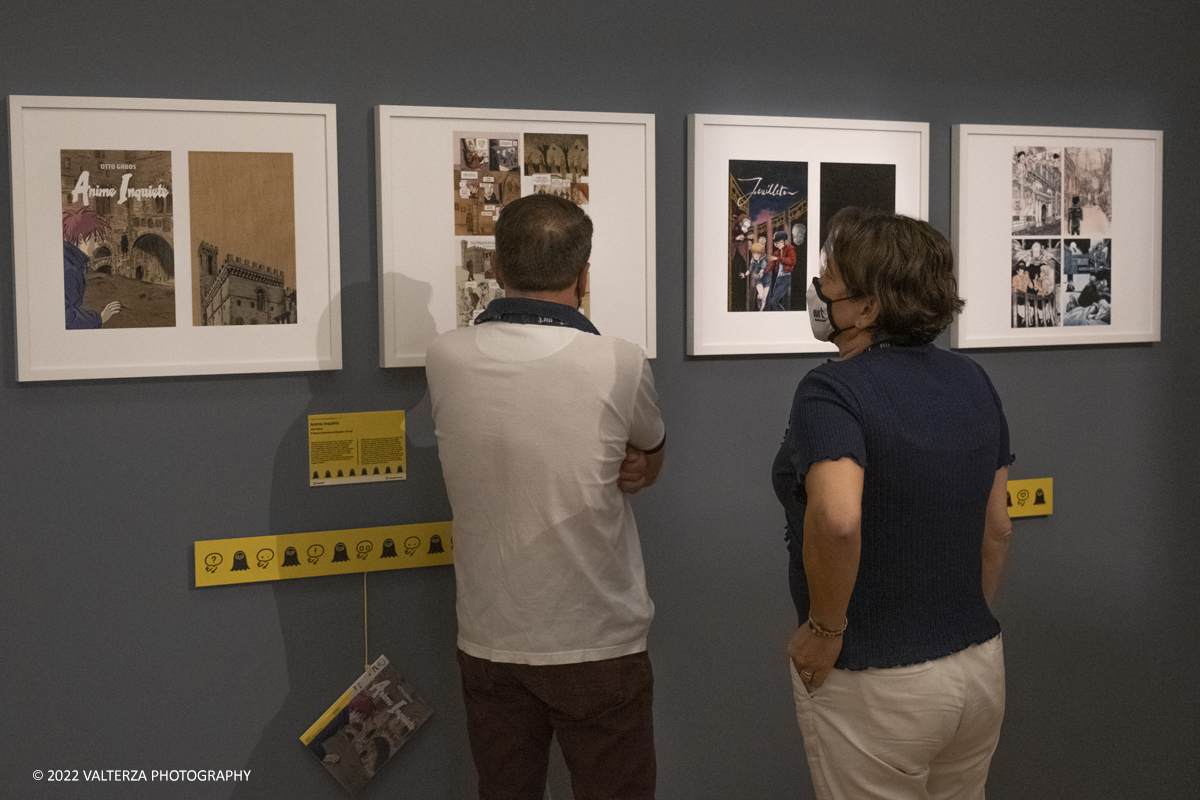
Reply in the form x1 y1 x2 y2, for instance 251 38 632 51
194 522 452 587
309 410 406 486
1007 478 1052 517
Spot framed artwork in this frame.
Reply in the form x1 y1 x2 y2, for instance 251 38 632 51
688 113 929 356
952 124 1162 348
376 105 655 367
8 95 341 381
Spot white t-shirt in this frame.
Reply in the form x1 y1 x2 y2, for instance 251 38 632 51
426 322 665 665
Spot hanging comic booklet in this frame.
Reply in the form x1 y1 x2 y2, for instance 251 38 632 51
300 655 432 795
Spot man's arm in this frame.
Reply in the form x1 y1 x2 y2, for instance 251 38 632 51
982 466 1013 607
618 442 663 495
788 457 862 690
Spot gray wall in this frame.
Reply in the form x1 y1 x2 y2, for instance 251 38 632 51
2 2 1197 798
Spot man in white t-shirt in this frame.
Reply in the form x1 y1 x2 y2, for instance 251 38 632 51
426 194 665 800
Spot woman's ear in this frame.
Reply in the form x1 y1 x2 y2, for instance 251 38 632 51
857 295 881 329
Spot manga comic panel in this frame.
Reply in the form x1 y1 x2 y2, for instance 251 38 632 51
455 239 503 329
454 132 521 236
523 133 589 195
489 138 519 172
1011 238 1062 328
728 159 808 313
1064 147 1112 238
1011 147 1063 236
60 149 176 330
457 281 504 329
189 152 298 327
817 162 897 247
1062 238 1112 326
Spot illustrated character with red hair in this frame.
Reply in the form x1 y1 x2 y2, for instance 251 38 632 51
62 205 121 328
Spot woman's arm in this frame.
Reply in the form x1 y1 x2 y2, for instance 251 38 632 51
982 466 1012 607
788 457 862 689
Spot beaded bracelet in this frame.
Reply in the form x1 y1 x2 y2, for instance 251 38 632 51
807 616 848 638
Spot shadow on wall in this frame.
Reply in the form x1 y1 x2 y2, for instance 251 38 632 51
380 269 441 366
226 278 470 799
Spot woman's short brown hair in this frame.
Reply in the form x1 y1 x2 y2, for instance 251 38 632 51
825 207 964 344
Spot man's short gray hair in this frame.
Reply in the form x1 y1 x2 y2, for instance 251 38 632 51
494 195 593 291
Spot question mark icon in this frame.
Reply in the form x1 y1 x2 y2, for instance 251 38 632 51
204 553 222 573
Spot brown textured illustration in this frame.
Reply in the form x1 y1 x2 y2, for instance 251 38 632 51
189 151 297 326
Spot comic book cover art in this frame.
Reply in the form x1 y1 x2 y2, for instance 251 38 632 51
301 655 432 797
1012 147 1063 236
1062 238 1111 326
189 151 297 327
60 150 176 329
456 239 504 328
454 132 521 236
728 159 808 312
1011 238 1062 328
1064 147 1112 238
523 133 589 203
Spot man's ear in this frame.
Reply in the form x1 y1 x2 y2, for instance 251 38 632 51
576 263 591 298
493 260 505 290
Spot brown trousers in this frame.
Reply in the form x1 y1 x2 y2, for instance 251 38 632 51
457 649 656 800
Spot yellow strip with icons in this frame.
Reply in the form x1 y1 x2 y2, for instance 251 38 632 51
1007 478 1052 517
194 522 452 587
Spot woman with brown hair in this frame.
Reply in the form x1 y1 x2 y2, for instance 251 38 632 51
773 208 1015 800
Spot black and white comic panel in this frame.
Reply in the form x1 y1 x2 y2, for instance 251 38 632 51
1062 238 1112 326
1012 147 1062 236
1011 238 1061 328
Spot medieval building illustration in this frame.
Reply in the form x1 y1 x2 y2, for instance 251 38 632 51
1012 149 1063 235
197 241 297 325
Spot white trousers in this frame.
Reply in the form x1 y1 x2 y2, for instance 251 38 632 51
791 635 1005 800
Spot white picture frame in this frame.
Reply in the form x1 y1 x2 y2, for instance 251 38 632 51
951 123 1162 348
688 113 929 356
8 95 341 382
376 105 656 367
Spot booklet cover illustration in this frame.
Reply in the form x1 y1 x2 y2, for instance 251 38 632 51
60 150 176 329
300 655 433 795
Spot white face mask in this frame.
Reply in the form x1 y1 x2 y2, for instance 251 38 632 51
808 242 860 342
806 277 851 342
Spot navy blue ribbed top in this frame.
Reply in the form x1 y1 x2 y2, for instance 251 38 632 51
772 343 1015 670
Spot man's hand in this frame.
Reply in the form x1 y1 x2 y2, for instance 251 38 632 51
618 443 663 495
618 445 649 494
100 301 122 323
